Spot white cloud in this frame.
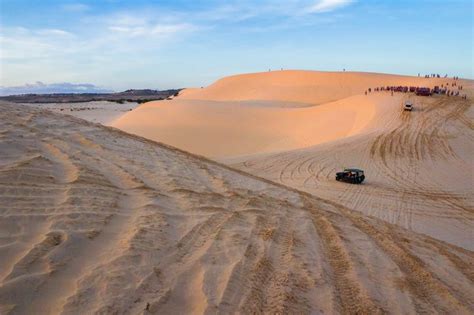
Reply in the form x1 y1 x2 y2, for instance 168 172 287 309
62 3 90 12
108 22 195 37
0 2 354 87
111 15 147 27
192 1 354 20
103 12 198 38
0 82 112 96
36 29 73 36
151 23 196 35
0 27 77 60
307 0 354 13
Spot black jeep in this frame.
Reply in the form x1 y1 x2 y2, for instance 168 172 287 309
335 169 365 184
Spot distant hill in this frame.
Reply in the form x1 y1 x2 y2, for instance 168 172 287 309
0 89 182 103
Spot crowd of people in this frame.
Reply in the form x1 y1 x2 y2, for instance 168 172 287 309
417 73 461 80
364 75 467 99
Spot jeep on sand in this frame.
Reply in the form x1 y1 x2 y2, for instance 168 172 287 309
335 169 365 184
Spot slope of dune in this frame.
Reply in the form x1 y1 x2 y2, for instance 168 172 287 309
113 71 461 158
113 95 381 157
1 102 473 314
233 94 474 250
111 70 473 250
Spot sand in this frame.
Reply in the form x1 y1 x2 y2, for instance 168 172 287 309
112 96 378 157
232 93 474 250
178 70 453 104
0 102 473 314
112 71 473 250
23 101 139 125
113 71 461 158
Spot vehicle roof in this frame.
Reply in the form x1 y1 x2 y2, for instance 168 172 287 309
344 168 364 172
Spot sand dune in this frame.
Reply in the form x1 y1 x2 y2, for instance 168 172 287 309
113 71 474 250
1 102 473 313
233 94 474 250
24 101 139 125
179 70 454 104
113 95 380 157
112 70 473 250
113 71 463 158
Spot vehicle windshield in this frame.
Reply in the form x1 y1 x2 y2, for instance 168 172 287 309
344 170 363 175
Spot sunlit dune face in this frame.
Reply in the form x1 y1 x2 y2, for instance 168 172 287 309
113 71 461 158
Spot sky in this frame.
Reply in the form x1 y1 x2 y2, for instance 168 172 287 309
0 0 472 92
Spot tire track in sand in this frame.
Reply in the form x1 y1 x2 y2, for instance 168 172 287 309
316 196 472 314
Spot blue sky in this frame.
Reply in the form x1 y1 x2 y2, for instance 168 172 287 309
0 0 472 91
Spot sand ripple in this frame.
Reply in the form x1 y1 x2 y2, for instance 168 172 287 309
0 102 473 314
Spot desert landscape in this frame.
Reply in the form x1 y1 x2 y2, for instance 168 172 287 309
0 70 473 314
113 71 474 250
1 0 473 313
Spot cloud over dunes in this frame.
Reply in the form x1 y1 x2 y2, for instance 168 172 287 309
308 0 354 13
0 82 112 96
107 21 197 38
61 3 90 12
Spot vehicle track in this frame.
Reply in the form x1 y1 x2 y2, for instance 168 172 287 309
235 95 474 249
1 102 473 314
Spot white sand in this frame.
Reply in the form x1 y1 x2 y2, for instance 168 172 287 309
112 96 378 157
23 101 139 125
232 93 474 250
114 71 459 158
0 102 473 314
113 71 473 250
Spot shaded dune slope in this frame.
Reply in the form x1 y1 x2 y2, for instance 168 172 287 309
113 95 380 157
113 71 463 158
0 102 473 314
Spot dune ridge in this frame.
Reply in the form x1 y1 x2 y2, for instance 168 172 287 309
179 70 455 104
114 71 465 158
1 102 473 314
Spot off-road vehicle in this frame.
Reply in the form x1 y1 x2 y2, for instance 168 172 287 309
335 169 365 184
404 101 413 111
415 87 431 96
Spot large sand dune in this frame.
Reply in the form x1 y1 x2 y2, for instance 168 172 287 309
113 71 461 158
112 71 473 250
113 95 380 157
233 94 474 250
179 70 451 104
1 102 473 313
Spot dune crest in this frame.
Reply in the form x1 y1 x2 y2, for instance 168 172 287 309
179 70 452 104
